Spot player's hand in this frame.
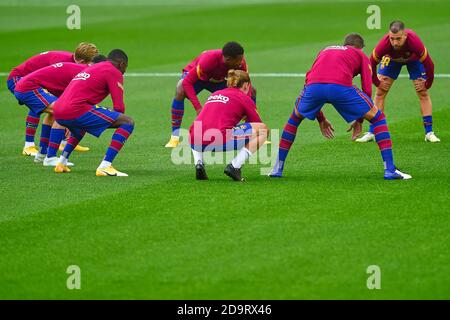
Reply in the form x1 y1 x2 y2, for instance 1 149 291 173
319 119 335 139
347 121 362 140
414 78 426 92
379 80 391 91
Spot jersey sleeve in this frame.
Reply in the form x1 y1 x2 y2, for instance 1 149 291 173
181 66 203 112
107 71 125 113
243 97 262 123
360 53 373 97
240 57 248 72
409 33 435 88
370 36 389 87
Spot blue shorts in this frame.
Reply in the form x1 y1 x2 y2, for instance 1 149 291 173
6 77 20 94
191 122 252 152
181 71 227 94
378 58 426 80
14 88 58 115
56 106 121 138
296 83 373 123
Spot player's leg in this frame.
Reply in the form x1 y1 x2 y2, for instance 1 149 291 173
166 72 203 148
34 112 53 163
414 82 439 142
44 122 72 166
6 77 39 154
96 113 135 177
407 61 440 142
55 128 85 173
191 145 208 180
357 59 400 142
59 128 90 152
363 108 410 179
22 111 41 155
14 88 57 156
340 86 411 180
269 85 324 177
356 75 394 142
224 122 269 181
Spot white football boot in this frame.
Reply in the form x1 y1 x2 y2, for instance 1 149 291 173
34 152 46 163
355 132 375 143
425 132 441 143
43 156 74 167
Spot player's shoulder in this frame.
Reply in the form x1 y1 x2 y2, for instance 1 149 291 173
199 49 221 62
405 29 423 42
47 50 73 57
376 33 390 46
405 28 419 37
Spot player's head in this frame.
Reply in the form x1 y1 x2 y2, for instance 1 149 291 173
388 21 407 50
92 54 107 64
222 41 244 69
343 33 365 49
226 69 251 94
107 49 128 74
74 42 99 64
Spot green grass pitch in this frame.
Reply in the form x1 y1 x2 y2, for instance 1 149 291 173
0 0 449 299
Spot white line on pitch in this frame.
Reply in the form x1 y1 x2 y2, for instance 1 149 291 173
1 72 450 78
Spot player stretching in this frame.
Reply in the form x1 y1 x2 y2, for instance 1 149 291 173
166 41 257 148
13 55 107 166
189 70 266 182
6 43 98 155
269 33 412 180
53 50 134 177
357 21 439 143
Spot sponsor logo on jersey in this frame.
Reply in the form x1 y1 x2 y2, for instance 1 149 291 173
205 94 229 104
72 72 90 81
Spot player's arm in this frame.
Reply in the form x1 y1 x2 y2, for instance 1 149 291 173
107 73 125 113
370 39 388 87
181 64 206 113
370 50 381 87
316 111 335 139
239 58 256 99
243 100 263 123
411 35 435 89
360 54 373 98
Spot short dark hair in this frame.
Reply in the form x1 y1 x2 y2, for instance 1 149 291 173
222 41 244 58
389 21 405 33
108 49 128 64
344 33 365 49
92 54 107 63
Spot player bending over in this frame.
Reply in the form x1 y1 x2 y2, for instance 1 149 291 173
357 21 439 143
269 33 412 180
166 41 257 148
13 55 107 167
6 43 98 156
189 70 266 182
53 49 134 177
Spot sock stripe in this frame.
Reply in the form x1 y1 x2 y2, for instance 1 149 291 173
48 142 60 149
115 128 131 139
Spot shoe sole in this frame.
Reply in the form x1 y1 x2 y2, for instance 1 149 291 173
224 170 244 182
96 171 128 177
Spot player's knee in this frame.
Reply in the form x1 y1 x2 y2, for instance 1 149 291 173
255 123 269 136
416 88 429 99
121 115 135 129
375 88 388 99
175 80 185 100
